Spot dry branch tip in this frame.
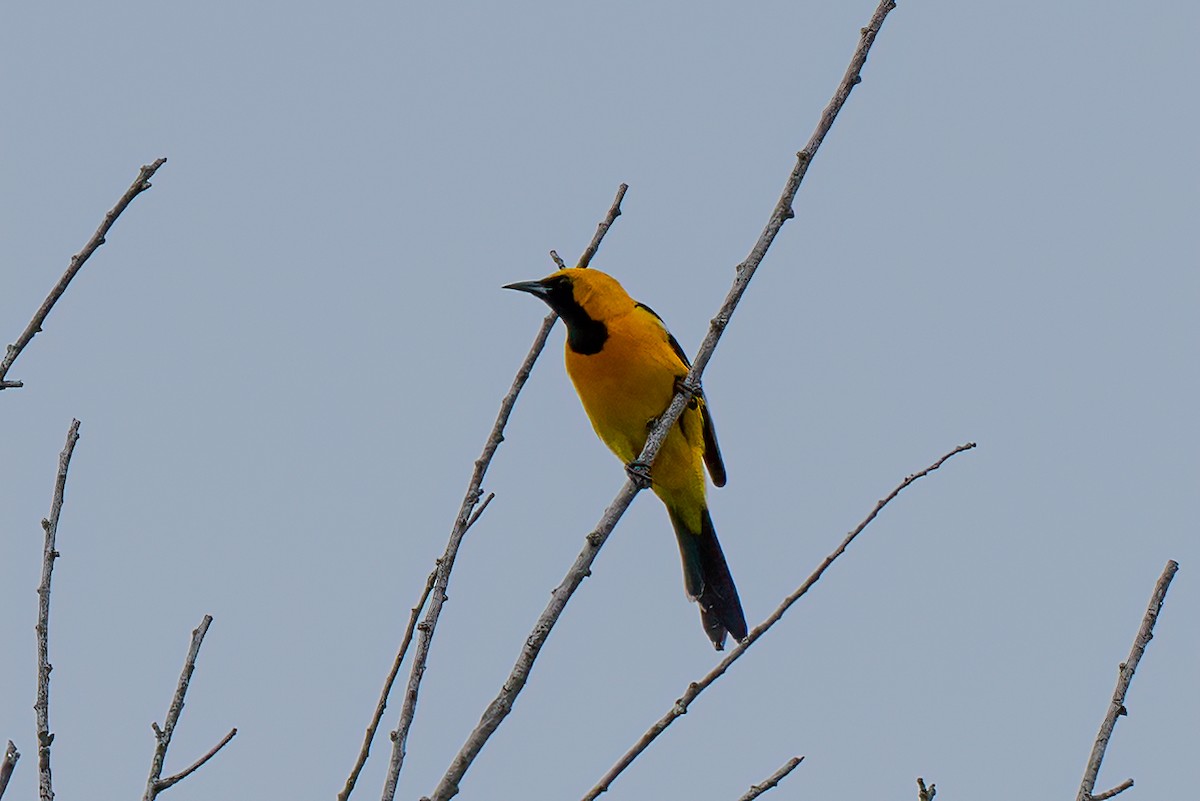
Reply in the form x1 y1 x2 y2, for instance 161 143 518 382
0 161 167 390
1075 560 1178 801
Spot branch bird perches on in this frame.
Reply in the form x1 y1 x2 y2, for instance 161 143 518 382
427 3 899 799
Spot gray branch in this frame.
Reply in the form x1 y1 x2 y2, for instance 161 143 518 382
1075 560 1179 801
1091 780 1135 801
577 184 628 269
35 419 81 801
377 186 629 801
0 741 19 800
736 756 803 801
154 727 237 793
0 159 167 390
142 615 236 800
582 443 975 800
338 563 439 801
917 777 936 801
424 4 898 799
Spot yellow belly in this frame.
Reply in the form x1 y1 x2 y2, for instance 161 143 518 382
564 332 707 518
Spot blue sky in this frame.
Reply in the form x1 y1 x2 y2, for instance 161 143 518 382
1 2 1196 799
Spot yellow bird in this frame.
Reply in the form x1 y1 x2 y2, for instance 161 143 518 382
505 268 747 649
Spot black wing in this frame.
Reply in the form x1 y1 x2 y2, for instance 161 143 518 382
636 302 727 487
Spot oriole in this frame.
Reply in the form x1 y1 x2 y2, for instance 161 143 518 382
505 268 747 649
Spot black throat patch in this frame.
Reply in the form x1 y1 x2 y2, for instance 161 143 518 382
540 276 608 355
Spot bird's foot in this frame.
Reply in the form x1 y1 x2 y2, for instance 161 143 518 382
625 461 653 489
673 377 701 407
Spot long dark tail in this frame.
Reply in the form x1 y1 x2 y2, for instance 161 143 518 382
668 506 747 650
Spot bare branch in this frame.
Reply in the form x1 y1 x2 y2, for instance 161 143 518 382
583 443 975 800
1091 780 1135 801
35 418 81 801
1076 560 1178 801
917 777 936 801
427 5 898 798
143 615 233 800
338 567 438 801
576 184 628 269
0 158 167 390
0 741 19 800
380 319 553 800
736 756 803 801
378 187 629 799
550 250 568 270
154 728 237 793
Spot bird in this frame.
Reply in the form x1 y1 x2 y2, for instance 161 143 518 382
505 267 747 649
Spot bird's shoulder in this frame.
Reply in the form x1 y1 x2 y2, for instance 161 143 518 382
630 302 692 369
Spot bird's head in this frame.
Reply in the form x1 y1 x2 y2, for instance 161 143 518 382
504 268 635 322
505 268 636 355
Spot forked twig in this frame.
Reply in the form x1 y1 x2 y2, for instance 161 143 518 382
736 756 803 801
35 419 81 801
376 187 629 800
154 727 237 793
426 4 898 799
337 565 439 801
0 159 167 390
1075 560 1178 801
583 443 975 800
142 616 236 800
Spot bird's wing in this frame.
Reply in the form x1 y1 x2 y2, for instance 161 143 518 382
635 302 727 487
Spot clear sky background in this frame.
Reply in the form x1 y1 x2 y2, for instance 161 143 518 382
1 2 1196 799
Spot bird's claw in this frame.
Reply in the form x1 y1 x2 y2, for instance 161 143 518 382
674 377 702 408
626 461 653 489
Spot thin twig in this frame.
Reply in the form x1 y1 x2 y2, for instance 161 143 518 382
1091 779 1135 801
576 184 628 269
550 250 568 270
583 442 975 800
143 615 234 800
338 567 439 801
426 5 898 799
0 741 19 800
35 419 81 801
917 777 936 801
1075 560 1178 801
378 187 629 800
0 158 167 390
154 728 238 792
736 756 803 801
